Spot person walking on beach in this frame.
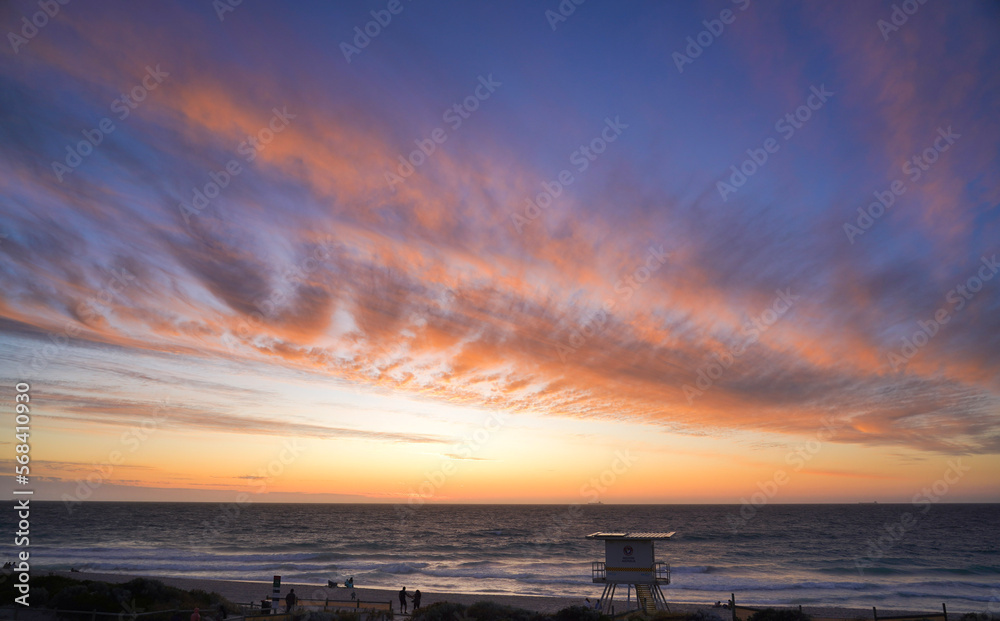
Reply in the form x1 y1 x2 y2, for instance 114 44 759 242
399 586 408 613
412 589 422 610
285 588 297 612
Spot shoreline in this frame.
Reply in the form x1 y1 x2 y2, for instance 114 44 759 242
47 571 945 618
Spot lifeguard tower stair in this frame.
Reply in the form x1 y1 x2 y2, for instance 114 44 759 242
586 531 675 614
635 583 657 614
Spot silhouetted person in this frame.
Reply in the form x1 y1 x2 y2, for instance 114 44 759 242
285 588 297 612
413 589 421 610
399 587 408 613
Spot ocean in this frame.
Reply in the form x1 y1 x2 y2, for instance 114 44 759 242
3 502 998 613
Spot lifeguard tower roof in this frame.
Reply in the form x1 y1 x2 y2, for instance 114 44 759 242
586 531 675 539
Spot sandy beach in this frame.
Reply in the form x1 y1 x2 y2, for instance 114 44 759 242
55 571 583 614
48 571 942 619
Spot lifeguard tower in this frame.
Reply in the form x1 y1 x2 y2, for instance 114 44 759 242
587 531 675 614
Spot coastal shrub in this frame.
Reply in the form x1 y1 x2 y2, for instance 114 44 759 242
32 586 51 608
467 600 542 621
688 610 723 621
123 577 172 602
649 613 690 621
621 612 653 621
51 583 117 611
552 604 607 621
295 607 387 621
411 601 468 621
746 609 811 621
686 610 724 621
1 575 236 614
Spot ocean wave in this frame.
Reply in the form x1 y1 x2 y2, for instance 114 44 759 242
668 580 875 592
670 565 716 574
371 562 429 574
465 528 534 538
891 578 1000 594
818 563 1000 577
33 547 342 564
40 560 342 574
895 590 1000 603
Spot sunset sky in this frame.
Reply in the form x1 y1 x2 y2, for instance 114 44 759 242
1 1 998 504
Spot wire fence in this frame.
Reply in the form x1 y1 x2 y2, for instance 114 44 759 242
728 594 950 621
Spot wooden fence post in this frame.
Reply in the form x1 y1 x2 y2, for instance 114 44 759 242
731 593 737 621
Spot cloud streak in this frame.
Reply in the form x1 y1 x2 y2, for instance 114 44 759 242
0 0 998 476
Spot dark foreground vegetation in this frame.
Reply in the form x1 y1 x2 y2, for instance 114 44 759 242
0 574 235 619
408 600 727 621
4 577 997 621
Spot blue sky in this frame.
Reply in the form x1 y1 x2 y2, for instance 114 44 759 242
1 0 998 502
